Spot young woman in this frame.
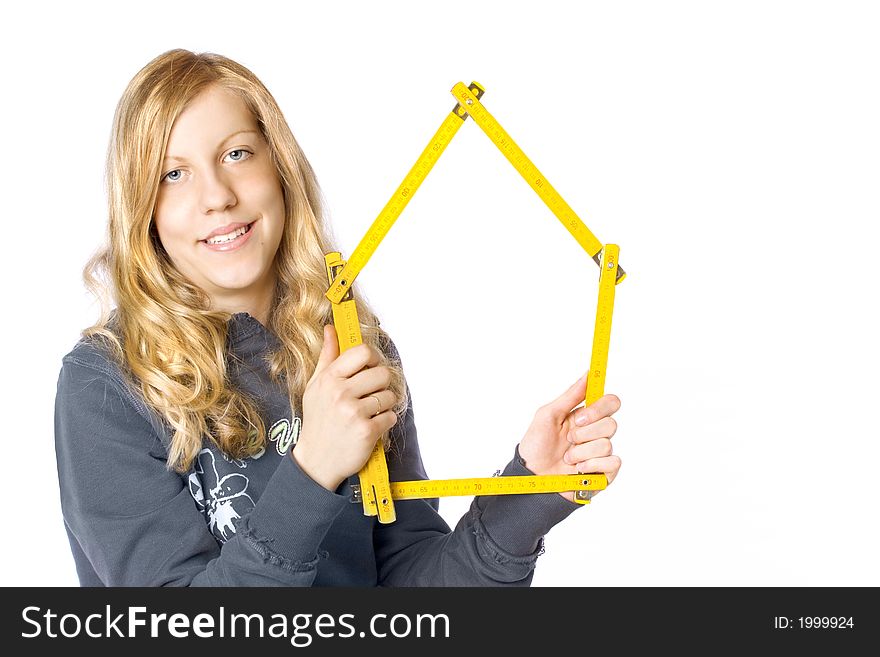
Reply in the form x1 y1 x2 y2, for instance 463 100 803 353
54 49 623 586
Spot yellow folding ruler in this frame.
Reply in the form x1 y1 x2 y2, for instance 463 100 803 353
325 252 397 522
325 82 624 523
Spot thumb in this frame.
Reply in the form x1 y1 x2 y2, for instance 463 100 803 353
546 371 589 417
313 324 340 375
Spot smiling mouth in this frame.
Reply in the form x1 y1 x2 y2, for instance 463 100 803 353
200 222 255 245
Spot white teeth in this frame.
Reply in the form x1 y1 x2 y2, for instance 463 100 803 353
206 224 249 244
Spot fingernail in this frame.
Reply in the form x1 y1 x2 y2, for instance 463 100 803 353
575 413 588 426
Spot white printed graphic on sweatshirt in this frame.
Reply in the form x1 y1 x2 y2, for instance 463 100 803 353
219 451 249 468
188 449 255 543
268 416 301 455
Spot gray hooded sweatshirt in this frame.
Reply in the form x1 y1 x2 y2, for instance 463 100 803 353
54 312 580 586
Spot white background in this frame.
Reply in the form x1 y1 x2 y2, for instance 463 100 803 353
2 0 878 587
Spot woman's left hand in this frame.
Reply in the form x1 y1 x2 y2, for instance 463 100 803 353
517 373 622 503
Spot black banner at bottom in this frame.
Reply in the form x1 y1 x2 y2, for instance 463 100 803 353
3 587 874 654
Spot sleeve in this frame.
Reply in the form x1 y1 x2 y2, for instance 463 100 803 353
54 356 349 587
373 346 582 587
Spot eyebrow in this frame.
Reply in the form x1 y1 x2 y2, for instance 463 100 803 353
163 129 261 163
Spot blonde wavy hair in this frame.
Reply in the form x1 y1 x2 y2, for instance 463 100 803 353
82 49 407 473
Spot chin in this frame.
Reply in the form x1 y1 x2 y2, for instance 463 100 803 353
210 277 264 293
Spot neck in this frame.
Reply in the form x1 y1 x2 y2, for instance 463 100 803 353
210 274 276 327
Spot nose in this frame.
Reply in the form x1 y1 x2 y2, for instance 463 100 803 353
199 167 237 214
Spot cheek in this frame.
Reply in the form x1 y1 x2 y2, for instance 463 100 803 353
256 180 284 214
153 189 178 226
248 173 286 233
152 213 185 249
153 194 189 242
152 209 196 262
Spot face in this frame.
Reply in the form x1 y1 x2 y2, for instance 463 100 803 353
153 85 285 317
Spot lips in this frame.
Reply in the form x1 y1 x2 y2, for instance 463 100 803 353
200 221 255 243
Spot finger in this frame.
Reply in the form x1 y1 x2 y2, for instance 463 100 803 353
573 455 622 485
563 438 613 465
545 372 589 418
368 408 399 435
331 343 381 379
312 324 340 377
348 364 393 398
359 389 397 418
568 416 618 445
572 394 621 428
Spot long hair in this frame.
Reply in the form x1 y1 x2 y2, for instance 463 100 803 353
82 49 407 473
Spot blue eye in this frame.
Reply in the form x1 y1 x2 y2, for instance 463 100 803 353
225 149 252 162
163 169 182 183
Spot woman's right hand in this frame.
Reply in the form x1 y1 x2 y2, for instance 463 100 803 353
292 324 398 492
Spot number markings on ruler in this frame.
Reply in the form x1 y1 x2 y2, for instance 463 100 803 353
575 244 620 503
389 474 607 501
586 244 619 406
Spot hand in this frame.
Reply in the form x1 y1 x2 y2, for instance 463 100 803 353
292 324 398 492
517 373 622 502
